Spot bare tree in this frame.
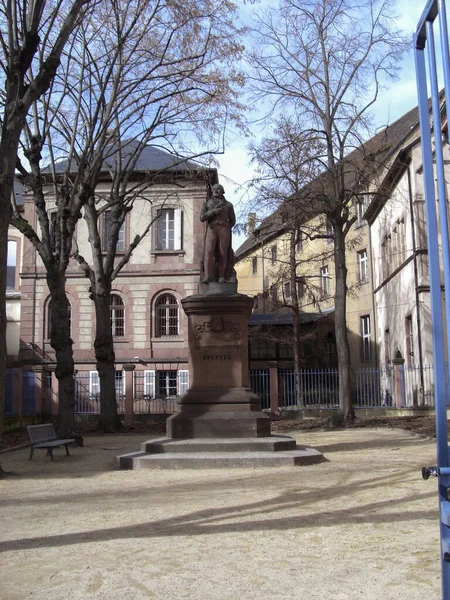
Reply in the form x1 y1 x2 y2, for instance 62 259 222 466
245 119 336 402
0 0 92 437
12 0 246 432
247 0 409 421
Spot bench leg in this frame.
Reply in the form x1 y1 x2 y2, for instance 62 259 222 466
46 448 54 461
64 444 71 457
29 446 34 461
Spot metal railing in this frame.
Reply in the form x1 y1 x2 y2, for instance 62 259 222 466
248 364 442 410
75 372 125 414
277 368 339 410
9 364 443 417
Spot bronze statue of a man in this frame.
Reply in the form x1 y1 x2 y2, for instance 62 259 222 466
200 183 236 283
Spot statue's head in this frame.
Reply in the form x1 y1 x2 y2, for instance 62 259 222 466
212 183 225 197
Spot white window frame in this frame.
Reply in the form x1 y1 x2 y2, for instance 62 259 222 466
358 249 369 283
177 370 189 395
6 240 17 290
155 207 182 251
320 265 329 296
89 371 100 399
355 200 365 226
143 370 156 397
406 315 414 366
155 293 179 337
361 315 371 361
110 294 125 338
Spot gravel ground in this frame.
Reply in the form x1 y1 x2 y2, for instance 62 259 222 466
0 427 443 600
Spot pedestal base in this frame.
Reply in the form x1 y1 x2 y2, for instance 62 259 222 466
166 386 271 438
116 436 326 469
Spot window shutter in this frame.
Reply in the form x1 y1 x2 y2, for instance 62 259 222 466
144 370 156 397
89 371 100 397
174 208 182 250
177 369 189 395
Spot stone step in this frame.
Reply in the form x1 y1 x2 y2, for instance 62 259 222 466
140 435 297 454
116 446 326 470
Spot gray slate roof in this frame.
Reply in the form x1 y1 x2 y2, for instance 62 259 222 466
45 139 216 179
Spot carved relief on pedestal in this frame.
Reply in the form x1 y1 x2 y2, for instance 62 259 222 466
193 316 241 347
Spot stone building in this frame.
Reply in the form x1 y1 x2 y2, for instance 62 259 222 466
6 145 217 418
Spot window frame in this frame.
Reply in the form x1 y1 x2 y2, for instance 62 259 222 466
357 248 369 283
271 245 277 265
101 209 126 253
6 238 19 291
384 328 391 366
296 229 303 252
110 293 125 338
155 293 179 337
355 200 365 227
405 315 414 367
283 281 291 300
361 315 372 362
320 265 329 296
154 207 182 252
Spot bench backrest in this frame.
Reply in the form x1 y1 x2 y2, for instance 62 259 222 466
27 424 57 444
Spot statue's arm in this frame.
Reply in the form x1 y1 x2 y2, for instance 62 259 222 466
200 202 221 222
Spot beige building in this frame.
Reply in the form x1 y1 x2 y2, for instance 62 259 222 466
6 146 218 417
235 104 432 379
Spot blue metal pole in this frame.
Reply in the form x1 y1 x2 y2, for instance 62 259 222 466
438 0 450 110
414 22 450 597
428 20 450 376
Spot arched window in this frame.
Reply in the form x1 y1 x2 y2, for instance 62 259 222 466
110 294 125 337
155 294 179 337
47 298 71 339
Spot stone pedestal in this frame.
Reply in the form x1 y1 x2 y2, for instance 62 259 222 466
167 290 271 439
116 285 325 469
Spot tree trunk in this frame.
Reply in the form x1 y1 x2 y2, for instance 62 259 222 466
93 292 121 432
290 230 304 407
0 186 11 438
47 271 76 436
333 224 355 422
0 120 23 438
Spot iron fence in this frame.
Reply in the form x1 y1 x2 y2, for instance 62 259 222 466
133 370 178 414
249 370 270 410
75 371 125 414
277 368 339 410
249 364 444 410
10 364 444 417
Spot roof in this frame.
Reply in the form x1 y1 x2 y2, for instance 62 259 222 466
235 103 421 260
44 140 217 181
249 308 334 326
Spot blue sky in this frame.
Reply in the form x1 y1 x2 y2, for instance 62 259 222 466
220 0 432 250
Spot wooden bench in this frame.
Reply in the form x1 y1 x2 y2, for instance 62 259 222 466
27 424 75 461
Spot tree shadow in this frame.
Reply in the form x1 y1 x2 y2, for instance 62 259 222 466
0 466 437 553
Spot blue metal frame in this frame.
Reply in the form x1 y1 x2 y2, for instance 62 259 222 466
414 1 450 597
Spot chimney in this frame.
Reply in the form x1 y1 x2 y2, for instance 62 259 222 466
248 213 256 236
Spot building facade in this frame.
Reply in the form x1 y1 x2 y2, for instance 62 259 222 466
6 147 217 418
